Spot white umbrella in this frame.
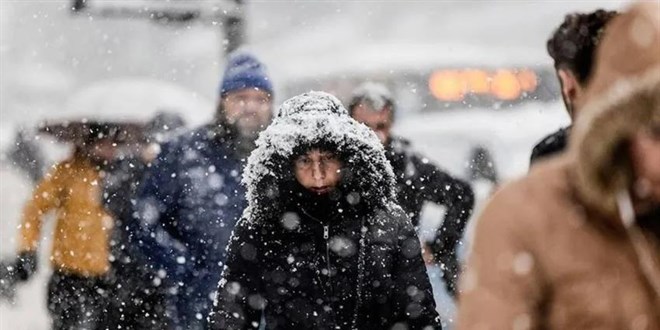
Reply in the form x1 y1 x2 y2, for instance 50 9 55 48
62 77 214 126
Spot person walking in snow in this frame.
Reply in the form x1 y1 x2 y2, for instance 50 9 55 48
209 91 442 330
101 112 186 330
4 125 121 330
458 2 660 328
530 9 618 165
348 82 474 297
133 51 274 329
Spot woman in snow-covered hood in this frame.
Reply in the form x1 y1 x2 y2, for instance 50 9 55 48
209 91 442 330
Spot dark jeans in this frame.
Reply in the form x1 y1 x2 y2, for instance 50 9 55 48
102 268 169 330
47 271 108 330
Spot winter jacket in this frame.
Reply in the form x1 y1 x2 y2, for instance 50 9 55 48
101 156 170 329
19 155 113 276
134 124 247 328
529 126 570 166
103 157 148 273
458 4 660 328
386 136 474 296
210 92 441 330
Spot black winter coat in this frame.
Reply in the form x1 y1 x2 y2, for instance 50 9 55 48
209 92 441 330
529 126 570 166
210 200 441 330
386 137 474 296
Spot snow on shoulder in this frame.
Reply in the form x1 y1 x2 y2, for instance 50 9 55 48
243 91 397 217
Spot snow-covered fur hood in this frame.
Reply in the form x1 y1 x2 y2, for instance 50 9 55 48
242 91 397 219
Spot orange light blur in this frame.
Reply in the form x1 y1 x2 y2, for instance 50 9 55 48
428 68 537 102
490 70 522 100
517 69 538 92
463 69 490 94
429 70 464 101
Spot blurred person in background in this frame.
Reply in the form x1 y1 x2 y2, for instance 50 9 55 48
7 128 45 184
460 145 499 256
458 2 660 328
1 125 121 330
530 9 618 165
348 82 474 297
101 112 186 330
210 91 442 330
134 51 274 329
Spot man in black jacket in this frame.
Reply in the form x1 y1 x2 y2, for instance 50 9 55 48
348 82 474 297
530 9 618 165
210 91 441 330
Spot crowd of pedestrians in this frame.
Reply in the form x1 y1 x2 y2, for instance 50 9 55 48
1 1 658 329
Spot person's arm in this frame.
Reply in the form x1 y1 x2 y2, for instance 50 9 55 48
389 208 443 330
19 164 64 252
456 186 545 329
15 164 65 280
208 216 264 330
133 142 189 276
415 156 474 295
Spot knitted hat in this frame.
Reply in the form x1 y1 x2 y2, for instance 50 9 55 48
220 51 273 96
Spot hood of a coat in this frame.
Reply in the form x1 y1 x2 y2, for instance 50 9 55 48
243 91 397 219
571 1 660 220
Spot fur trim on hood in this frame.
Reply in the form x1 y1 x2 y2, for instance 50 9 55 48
572 71 660 219
571 1 660 220
242 91 397 220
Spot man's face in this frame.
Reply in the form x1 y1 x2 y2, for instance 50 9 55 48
557 69 586 121
221 88 272 137
630 124 660 203
351 102 393 145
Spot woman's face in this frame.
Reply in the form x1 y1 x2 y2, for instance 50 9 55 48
294 149 343 195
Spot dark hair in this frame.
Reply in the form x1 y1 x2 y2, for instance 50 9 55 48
546 9 618 85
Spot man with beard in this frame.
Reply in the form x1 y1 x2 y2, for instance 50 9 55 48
4 126 119 330
209 91 441 330
348 82 474 297
530 9 618 165
134 51 274 329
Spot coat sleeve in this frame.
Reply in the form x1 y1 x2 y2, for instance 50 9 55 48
209 216 264 330
414 156 474 295
390 209 443 330
456 185 545 329
18 164 65 252
415 157 474 248
133 142 189 276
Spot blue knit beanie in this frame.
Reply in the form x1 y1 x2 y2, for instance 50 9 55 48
220 51 273 96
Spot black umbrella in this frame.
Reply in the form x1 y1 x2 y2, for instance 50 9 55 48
38 120 145 146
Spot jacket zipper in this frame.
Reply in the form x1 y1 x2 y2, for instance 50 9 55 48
323 225 331 280
301 209 334 292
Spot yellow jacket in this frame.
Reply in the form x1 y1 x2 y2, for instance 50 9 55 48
19 155 113 276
